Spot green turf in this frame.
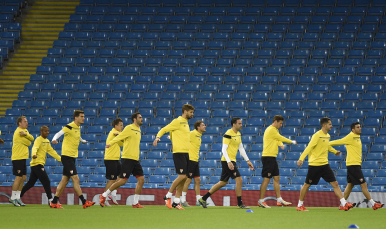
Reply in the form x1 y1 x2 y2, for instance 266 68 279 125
0 204 383 229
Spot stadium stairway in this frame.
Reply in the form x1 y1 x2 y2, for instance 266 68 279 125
0 0 78 116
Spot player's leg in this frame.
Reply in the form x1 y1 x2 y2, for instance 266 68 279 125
50 175 69 208
259 157 276 208
20 167 38 198
181 177 192 207
132 175 145 208
235 176 248 208
71 174 95 208
105 160 121 205
297 166 317 211
132 162 145 208
194 176 201 204
36 167 54 203
344 183 354 200
322 164 349 210
10 159 27 206
199 161 231 208
165 153 189 209
298 183 311 201
359 182 384 210
273 175 292 206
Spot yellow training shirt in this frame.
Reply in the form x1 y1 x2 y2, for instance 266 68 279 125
299 130 338 166
61 122 81 158
12 127 34 160
156 116 190 153
262 125 293 157
189 129 202 162
221 129 242 162
109 124 141 161
329 132 362 166
30 136 61 166
104 128 123 160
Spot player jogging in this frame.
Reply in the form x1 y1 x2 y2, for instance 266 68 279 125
102 118 124 206
153 104 194 210
181 121 206 207
297 117 352 211
50 110 95 209
258 115 297 208
198 117 254 209
329 122 384 210
99 113 145 208
9 116 34 206
20 126 61 204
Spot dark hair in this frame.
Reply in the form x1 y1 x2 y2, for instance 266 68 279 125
73 110 84 119
131 112 141 122
231 117 241 126
40 125 49 131
320 117 331 127
351 122 360 131
273 115 284 123
194 121 204 130
17 116 27 126
113 118 123 127
182 104 195 113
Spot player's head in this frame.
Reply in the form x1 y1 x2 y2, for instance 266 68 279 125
131 112 143 126
320 117 332 131
17 116 28 129
113 118 124 132
194 120 206 133
182 104 195 120
231 117 242 131
351 122 361 135
272 115 284 129
40 126 49 139
73 110 85 125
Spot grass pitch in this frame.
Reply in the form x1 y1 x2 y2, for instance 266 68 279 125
0 204 383 229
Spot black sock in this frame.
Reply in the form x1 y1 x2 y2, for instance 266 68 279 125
237 196 243 206
52 196 59 204
79 195 86 205
202 192 212 201
47 192 53 200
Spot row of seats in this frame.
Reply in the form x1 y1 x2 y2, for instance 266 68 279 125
68 14 386 25
18 82 386 95
77 0 386 8
73 6 386 16
57 31 386 43
63 23 386 34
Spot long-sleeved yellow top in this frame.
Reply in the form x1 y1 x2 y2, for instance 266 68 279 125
299 130 338 166
30 136 61 166
156 116 190 153
188 129 202 162
329 132 362 166
104 128 123 160
12 127 34 160
221 129 242 162
109 124 141 161
61 122 81 158
262 125 293 157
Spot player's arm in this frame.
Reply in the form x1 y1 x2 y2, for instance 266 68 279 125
79 137 88 144
298 134 318 165
0 137 3 145
52 130 65 144
24 132 34 142
329 135 350 147
222 134 234 170
238 143 254 170
31 138 41 159
47 143 61 162
328 144 339 155
277 141 285 150
271 129 296 144
108 127 131 148
154 119 179 146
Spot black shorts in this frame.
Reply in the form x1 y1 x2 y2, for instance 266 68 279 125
220 161 241 182
104 160 122 180
61 155 78 177
305 164 336 185
187 160 200 179
347 165 366 185
261 156 279 178
120 158 143 179
12 159 26 177
173 153 189 175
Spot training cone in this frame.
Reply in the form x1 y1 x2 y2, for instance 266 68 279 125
246 210 254 213
348 225 359 228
